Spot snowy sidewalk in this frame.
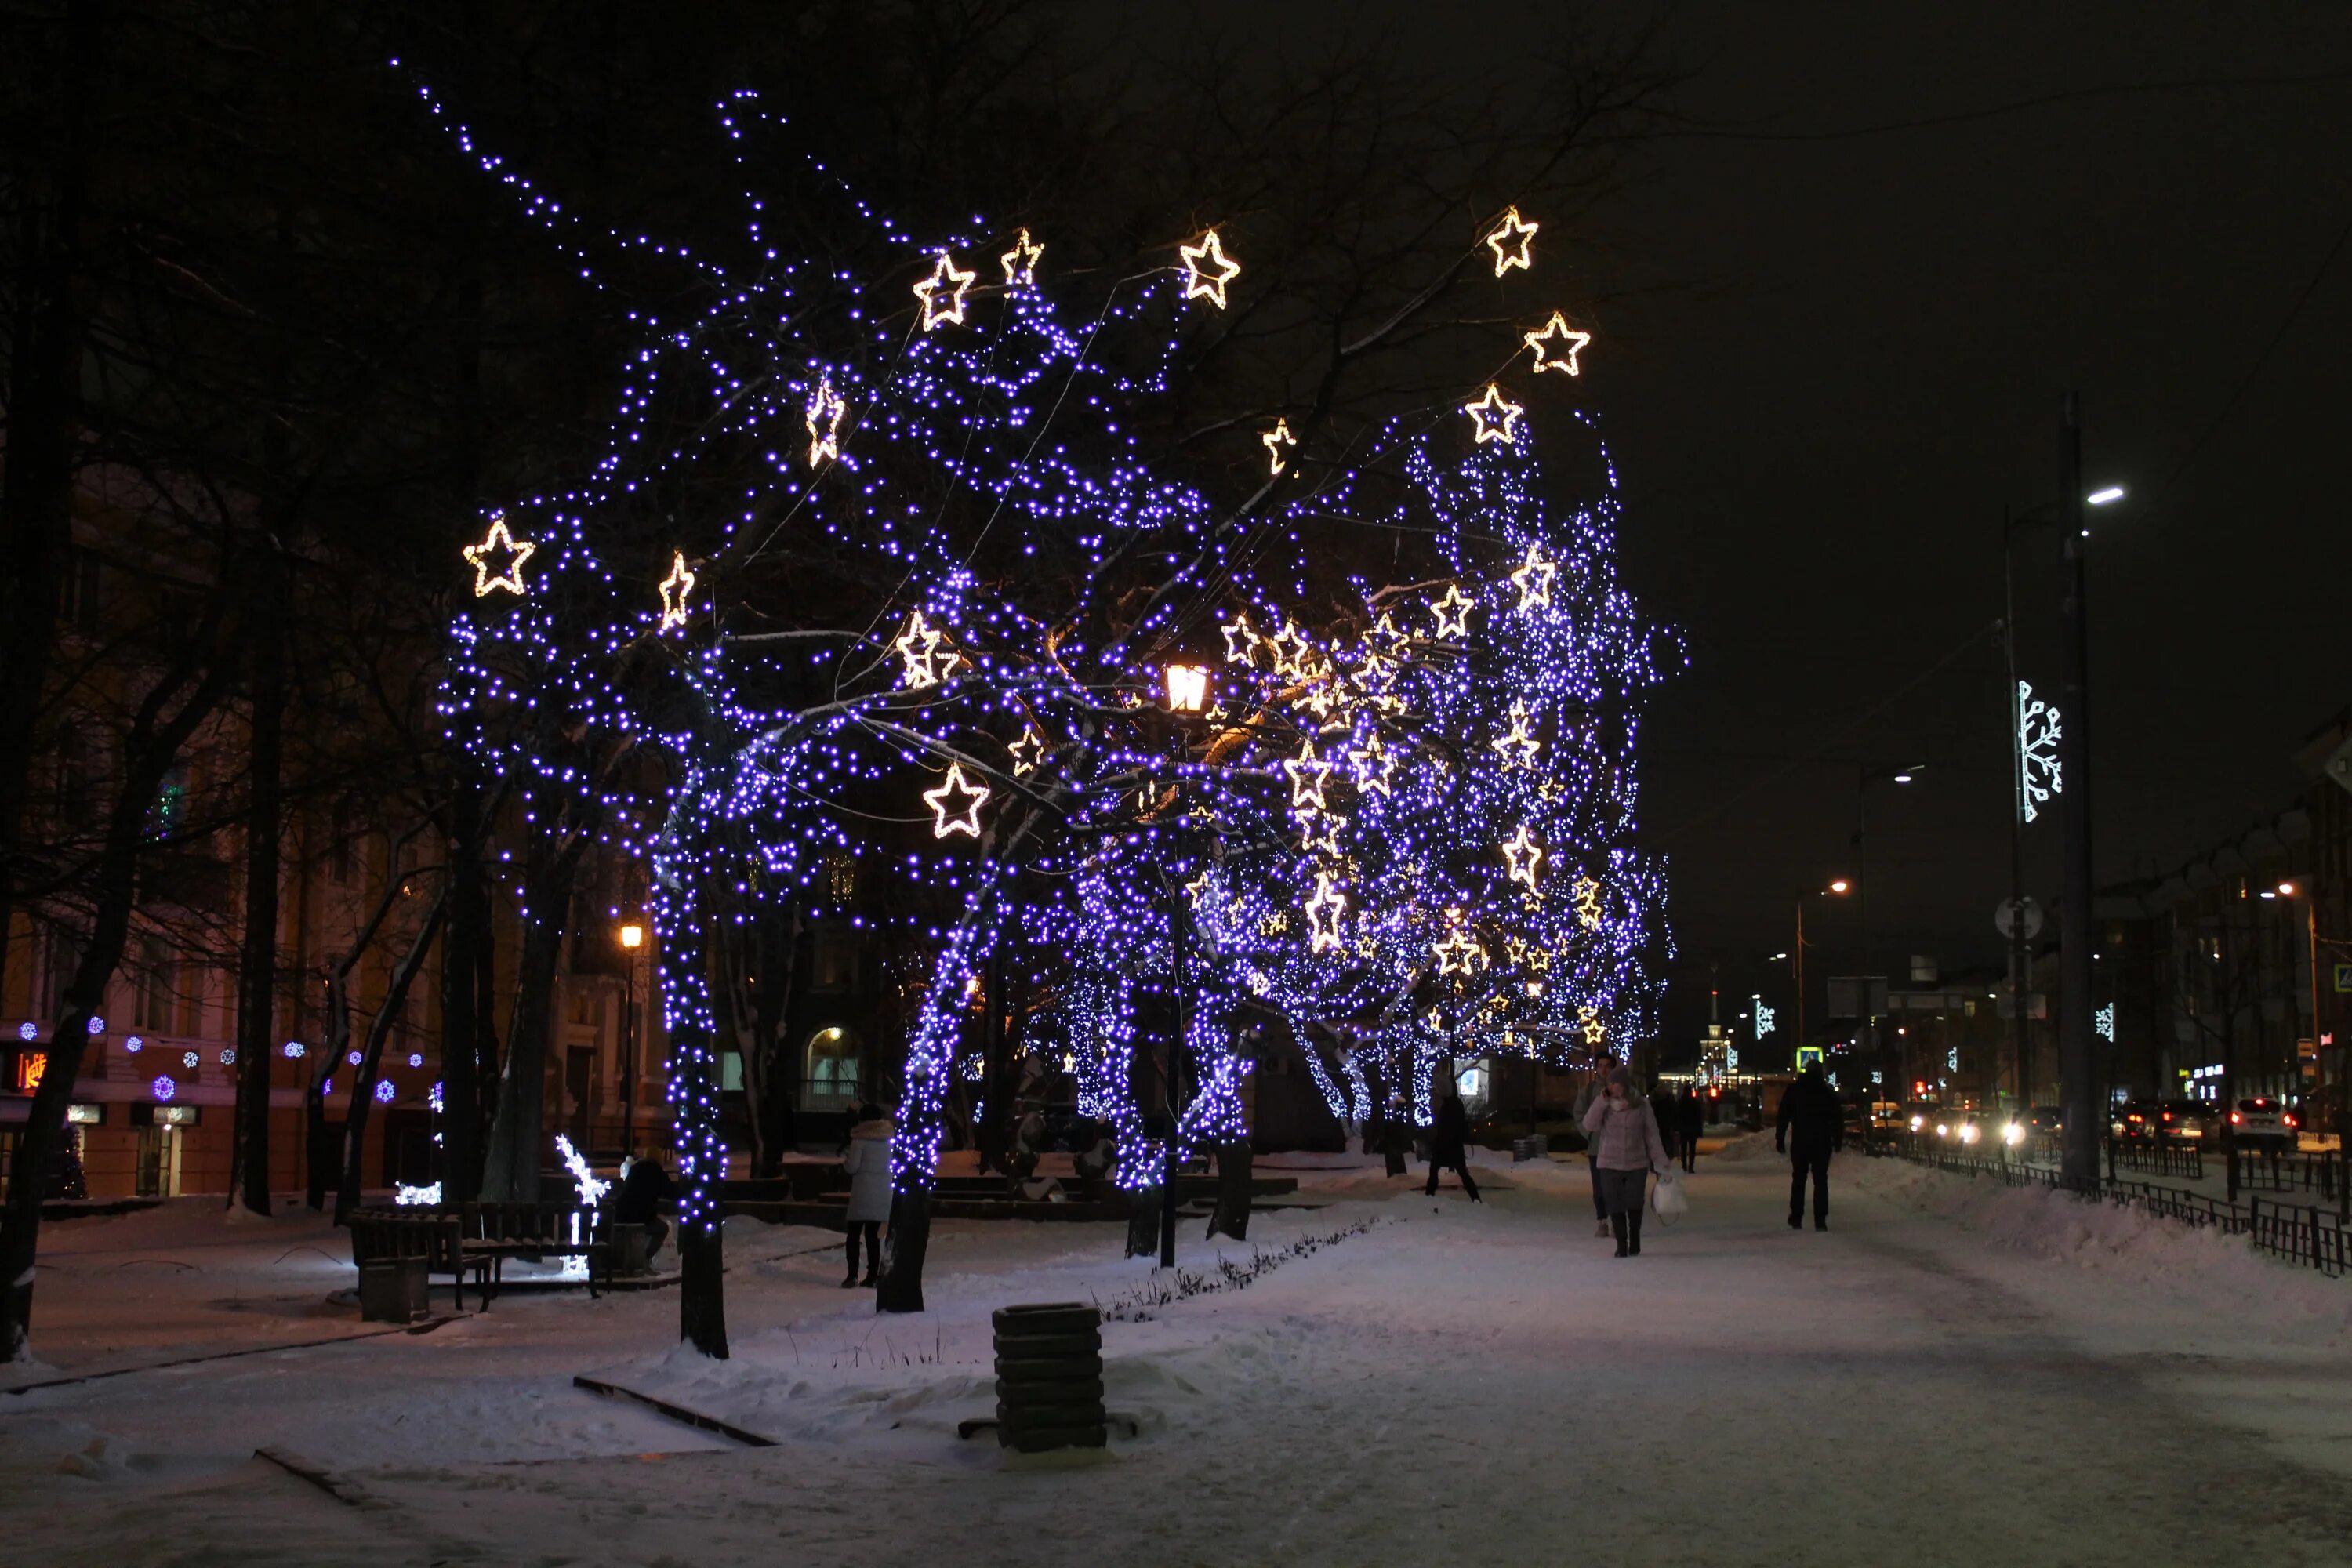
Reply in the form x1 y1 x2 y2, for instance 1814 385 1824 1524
4 1157 2350 1566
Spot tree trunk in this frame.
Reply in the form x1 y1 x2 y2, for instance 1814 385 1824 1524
229 608 285 1217
437 778 487 1203
976 950 1017 1175
875 1188 930 1314
1207 1140 1254 1242
336 887 447 1223
481 821 584 1201
662 914 728 1356
1124 1189 1160 1260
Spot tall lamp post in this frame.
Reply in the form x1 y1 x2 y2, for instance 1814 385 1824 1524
1793 879 1851 1073
1159 662 1210 1268
1855 764 1922 1118
619 921 644 1156
2271 880 2347 1220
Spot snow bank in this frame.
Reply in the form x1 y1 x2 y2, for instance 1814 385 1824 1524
1711 1130 1780 1163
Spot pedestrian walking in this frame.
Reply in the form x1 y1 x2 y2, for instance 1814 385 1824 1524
1581 1065 1670 1258
839 1102 894 1287
1573 1070 1610 1236
1776 1063 1843 1231
1423 1087 1483 1202
1381 1094 1410 1178
1677 1087 1704 1173
612 1151 677 1261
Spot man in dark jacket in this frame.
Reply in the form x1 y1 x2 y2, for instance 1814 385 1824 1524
1676 1087 1704 1173
613 1152 678 1259
1776 1063 1843 1231
1423 1090 1482 1202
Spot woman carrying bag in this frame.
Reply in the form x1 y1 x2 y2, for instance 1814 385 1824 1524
1579 1065 1671 1258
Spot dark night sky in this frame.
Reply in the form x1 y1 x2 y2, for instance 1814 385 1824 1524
1372 1 2352 1036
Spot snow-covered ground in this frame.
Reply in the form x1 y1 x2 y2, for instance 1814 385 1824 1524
4 1150 2350 1566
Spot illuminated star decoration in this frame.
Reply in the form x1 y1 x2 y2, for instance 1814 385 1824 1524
1490 699 1540 768
894 610 949 688
1510 543 1556 612
1432 925 1488 977
657 551 697 631
1348 731 1396 797
1283 739 1331 815
804 374 848 466
912 250 977 331
1523 310 1592 376
1305 873 1348 954
462 514 535 597
1261 418 1296 476
922 761 990 839
999 227 1044 288
1483 205 1539 276
1268 619 1315 680
1580 1007 1607 1047
1462 383 1525 445
1430 584 1475 640
1220 611 1262 666
1007 724 1045 776
1571 875 1603 931
1179 228 1241 309
1501 823 1544 894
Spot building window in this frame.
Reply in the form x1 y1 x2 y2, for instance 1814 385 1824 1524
135 944 177 1033
811 927 858 992
804 1026 861 1106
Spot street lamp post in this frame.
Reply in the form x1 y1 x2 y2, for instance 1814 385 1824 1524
1160 662 1210 1269
1855 764 1922 1123
2273 881 2347 1220
1793 880 1850 1074
619 922 644 1155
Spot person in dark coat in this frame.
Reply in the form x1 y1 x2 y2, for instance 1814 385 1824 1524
1381 1094 1410 1178
612 1152 678 1260
1423 1090 1482 1201
1676 1087 1704 1173
1776 1062 1845 1230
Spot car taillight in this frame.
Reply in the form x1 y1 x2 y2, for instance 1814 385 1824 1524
2161 1113 2172 1122
2230 1112 2242 1125
2285 1113 2298 1128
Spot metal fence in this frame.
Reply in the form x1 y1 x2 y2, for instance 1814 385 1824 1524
1886 1134 2349 1277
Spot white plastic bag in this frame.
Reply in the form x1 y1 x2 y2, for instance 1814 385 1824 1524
1651 1168 1689 1223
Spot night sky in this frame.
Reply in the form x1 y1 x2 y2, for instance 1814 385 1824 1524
1282 2 2352 1036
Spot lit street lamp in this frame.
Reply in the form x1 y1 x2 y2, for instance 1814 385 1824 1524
1157 663 1210 1267
619 921 644 1154
1793 879 1851 1073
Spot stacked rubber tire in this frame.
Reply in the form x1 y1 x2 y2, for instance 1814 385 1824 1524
993 1302 1106 1452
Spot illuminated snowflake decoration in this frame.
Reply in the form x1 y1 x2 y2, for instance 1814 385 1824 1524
2016 680 2062 824
374 1079 397 1104
1753 996 1777 1038
2094 1002 2114 1042
152 1076 177 1102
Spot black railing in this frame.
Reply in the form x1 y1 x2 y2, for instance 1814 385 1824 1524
1887 1134 2347 1277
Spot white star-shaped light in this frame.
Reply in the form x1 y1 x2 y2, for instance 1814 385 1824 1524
1524 310 1592 376
923 761 990 839
657 551 697 630
913 251 976 331
1463 383 1525 445
1432 927 1487 978
1580 1007 1607 1047
462 515 535 598
999 228 1044 288
1268 619 1316 680
1510 543 1556 612
1299 814 1345 858
1283 739 1331 815
1502 824 1544 893
1572 876 1604 931
1305 873 1348 954
894 610 949 688
805 374 848 466
1491 700 1541 769
1179 228 1241 308
1220 611 1262 666
1484 206 1538 276
1348 731 1396 798
1261 418 1295 475
1430 585 1474 640
1007 724 1045 776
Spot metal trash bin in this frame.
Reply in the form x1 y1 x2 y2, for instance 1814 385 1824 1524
1512 1134 1549 1162
993 1302 1105 1453
358 1255 429 1323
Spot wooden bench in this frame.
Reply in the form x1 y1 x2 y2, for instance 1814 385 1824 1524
349 1202 620 1309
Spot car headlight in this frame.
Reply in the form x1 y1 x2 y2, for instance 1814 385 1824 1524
2002 1123 2024 1145
1962 1123 1981 1144
1909 1115 1924 1131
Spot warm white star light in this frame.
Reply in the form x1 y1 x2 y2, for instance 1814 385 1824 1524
1269 619 1316 681
1305 873 1348 954
1523 310 1592 376
462 514 535 597
1430 585 1475 641
999 227 1044 288
1221 611 1262 666
1261 418 1296 475
1501 823 1544 893
1491 699 1541 768
1179 228 1241 308
895 610 949 688
1299 814 1345 858
805 374 848 466
1283 739 1331 815
912 250 977 330
923 761 990 839
1462 383 1524 445
1580 1006 1607 1047
1510 543 1557 612
1432 925 1488 978
1348 731 1396 797
1484 205 1538 276
1007 724 1045 776
657 551 697 630
1572 876 1604 931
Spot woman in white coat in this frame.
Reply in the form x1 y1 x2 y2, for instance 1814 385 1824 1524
840 1103 894 1288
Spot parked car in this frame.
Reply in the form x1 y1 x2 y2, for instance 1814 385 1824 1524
2230 1097 2297 1152
2027 1106 2063 1135
2111 1098 2161 1141
2151 1099 2217 1142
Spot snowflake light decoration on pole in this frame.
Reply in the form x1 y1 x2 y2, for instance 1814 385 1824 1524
2016 679 2063 824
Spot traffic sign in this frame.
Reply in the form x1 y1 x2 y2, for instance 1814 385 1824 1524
1995 898 2044 941
2334 962 2352 994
